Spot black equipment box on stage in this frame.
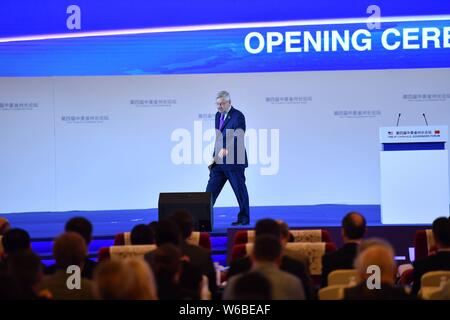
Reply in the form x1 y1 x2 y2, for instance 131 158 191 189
158 192 213 232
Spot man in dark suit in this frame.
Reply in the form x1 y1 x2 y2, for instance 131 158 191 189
206 90 249 226
224 235 306 300
321 212 366 287
170 210 217 298
227 219 316 300
344 245 415 300
412 216 450 295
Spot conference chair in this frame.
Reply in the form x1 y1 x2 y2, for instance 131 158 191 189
114 231 211 251
233 229 332 245
318 285 348 300
97 244 156 262
230 242 336 276
419 271 450 300
327 269 359 286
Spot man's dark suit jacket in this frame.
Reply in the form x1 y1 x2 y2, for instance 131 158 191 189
212 106 248 170
180 242 217 297
344 282 415 300
412 250 450 295
321 242 359 287
227 255 316 300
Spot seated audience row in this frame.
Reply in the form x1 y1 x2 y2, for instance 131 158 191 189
0 213 449 300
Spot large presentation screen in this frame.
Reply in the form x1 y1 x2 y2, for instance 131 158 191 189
1 1 449 214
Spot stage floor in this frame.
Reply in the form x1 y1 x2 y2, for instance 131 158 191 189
2 204 432 239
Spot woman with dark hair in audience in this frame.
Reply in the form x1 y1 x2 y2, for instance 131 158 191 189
170 210 217 298
151 243 199 300
144 220 203 298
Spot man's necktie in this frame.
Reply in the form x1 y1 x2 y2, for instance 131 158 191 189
219 113 225 130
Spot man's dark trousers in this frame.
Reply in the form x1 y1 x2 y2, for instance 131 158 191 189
206 165 249 223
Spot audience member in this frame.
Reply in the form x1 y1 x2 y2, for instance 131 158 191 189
130 224 154 245
412 217 450 295
321 212 366 287
46 217 97 279
344 244 414 300
39 232 94 299
2 251 46 299
152 243 200 300
170 210 217 297
93 258 157 300
0 228 31 269
1 228 31 257
144 220 203 298
277 220 310 268
228 218 315 299
230 271 272 300
224 235 305 300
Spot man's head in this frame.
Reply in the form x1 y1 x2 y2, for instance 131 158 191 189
2 228 30 256
255 219 281 239
94 258 156 300
341 212 367 242
251 234 282 266
432 217 450 249
0 217 10 236
130 224 154 245
216 90 231 113
53 232 87 269
154 220 181 247
354 245 396 285
65 217 93 245
170 210 194 240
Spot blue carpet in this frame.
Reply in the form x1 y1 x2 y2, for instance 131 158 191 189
2 204 383 239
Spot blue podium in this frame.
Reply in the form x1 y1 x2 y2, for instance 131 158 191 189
379 126 449 224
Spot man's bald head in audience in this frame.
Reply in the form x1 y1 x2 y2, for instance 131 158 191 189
342 212 366 241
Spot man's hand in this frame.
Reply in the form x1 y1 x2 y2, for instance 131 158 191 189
217 148 228 158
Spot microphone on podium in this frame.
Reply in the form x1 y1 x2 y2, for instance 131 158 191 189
396 113 401 127
422 113 429 126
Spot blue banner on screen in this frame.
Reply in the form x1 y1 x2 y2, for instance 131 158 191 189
0 18 450 76
1 0 450 38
